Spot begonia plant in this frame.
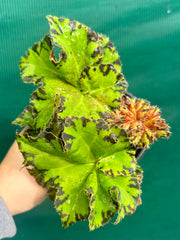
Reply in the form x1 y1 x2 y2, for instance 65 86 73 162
13 15 170 230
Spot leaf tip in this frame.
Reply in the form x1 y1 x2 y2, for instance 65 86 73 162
46 14 52 20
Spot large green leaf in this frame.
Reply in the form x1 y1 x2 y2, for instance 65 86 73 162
16 117 141 230
17 118 136 173
15 16 126 131
19 16 122 89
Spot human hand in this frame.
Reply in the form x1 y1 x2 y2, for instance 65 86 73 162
0 140 47 215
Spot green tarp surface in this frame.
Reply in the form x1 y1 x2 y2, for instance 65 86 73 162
0 0 179 239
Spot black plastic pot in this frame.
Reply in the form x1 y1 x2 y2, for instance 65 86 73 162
135 148 146 162
125 91 146 162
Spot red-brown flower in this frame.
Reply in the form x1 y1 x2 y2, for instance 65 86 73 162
108 96 170 148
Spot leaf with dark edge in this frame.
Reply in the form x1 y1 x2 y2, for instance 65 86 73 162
97 33 122 72
16 17 128 131
62 118 136 176
12 105 34 127
54 163 92 227
16 117 141 230
111 166 143 225
46 15 104 87
84 168 142 230
19 34 60 85
79 64 127 108
30 90 62 130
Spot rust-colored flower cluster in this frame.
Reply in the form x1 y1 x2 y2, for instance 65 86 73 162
108 96 170 148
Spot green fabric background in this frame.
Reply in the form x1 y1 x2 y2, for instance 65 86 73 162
0 0 179 239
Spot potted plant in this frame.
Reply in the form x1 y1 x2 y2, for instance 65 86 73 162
13 15 170 230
